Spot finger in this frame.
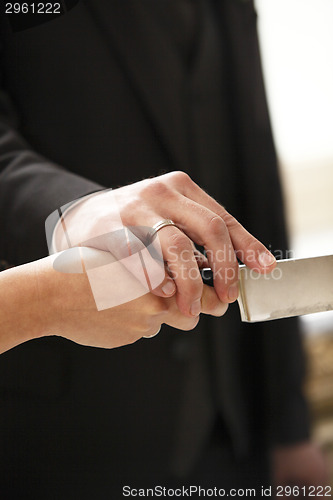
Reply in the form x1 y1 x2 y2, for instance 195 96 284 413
165 171 276 273
136 226 178 298
156 226 204 317
165 314 200 332
118 176 239 303
141 295 200 333
193 248 209 268
150 272 176 298
201 285 229 317
162 296 201 331
148 194 239 304
221 213 276 273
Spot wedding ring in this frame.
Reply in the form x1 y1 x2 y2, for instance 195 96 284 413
148 219 177 242
143 326 161 339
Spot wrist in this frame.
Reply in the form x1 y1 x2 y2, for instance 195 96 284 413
33 255 73 338
0 262 45 353
35 253 96 339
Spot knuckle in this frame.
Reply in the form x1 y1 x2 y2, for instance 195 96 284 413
168 232 191 253
211 302 229 317
207 215 227 237
222 211 239 230
119 199 139 226
183 273 203 295
141 179 170 199
169 170 192 187
180 316 200 331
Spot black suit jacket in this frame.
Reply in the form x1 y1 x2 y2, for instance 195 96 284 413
0 0 309 495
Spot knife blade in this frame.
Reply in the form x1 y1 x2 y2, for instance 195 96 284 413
201 254 333 322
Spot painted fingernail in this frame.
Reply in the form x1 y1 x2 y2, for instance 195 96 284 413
162 281 176 296
191 298 201 316
258 252 276 268
228 282 239 302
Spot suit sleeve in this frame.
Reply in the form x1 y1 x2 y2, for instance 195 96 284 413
0 42 103 266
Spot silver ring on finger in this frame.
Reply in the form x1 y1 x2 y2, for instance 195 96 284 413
148 219 177 242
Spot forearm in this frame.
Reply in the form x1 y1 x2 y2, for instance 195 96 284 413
0 261 45 353
0 255 97 353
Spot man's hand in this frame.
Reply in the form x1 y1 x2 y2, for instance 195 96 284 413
54 171 276 318
272 442 328 498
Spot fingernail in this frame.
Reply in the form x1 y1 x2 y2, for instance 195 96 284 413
162 281 176 296
191 298 201 317
258 252 276 268
228 282 239 302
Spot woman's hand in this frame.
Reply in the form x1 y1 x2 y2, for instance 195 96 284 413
36 253 228 349
0 252 228 354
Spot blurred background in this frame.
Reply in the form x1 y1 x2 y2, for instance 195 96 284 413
256 0 333 484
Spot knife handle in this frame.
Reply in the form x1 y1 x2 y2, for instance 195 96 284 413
200 268 214 287
200 267 248 322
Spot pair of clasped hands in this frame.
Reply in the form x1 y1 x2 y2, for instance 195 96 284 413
2 172 277 353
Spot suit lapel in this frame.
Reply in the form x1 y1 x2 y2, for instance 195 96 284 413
84 0 190 171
